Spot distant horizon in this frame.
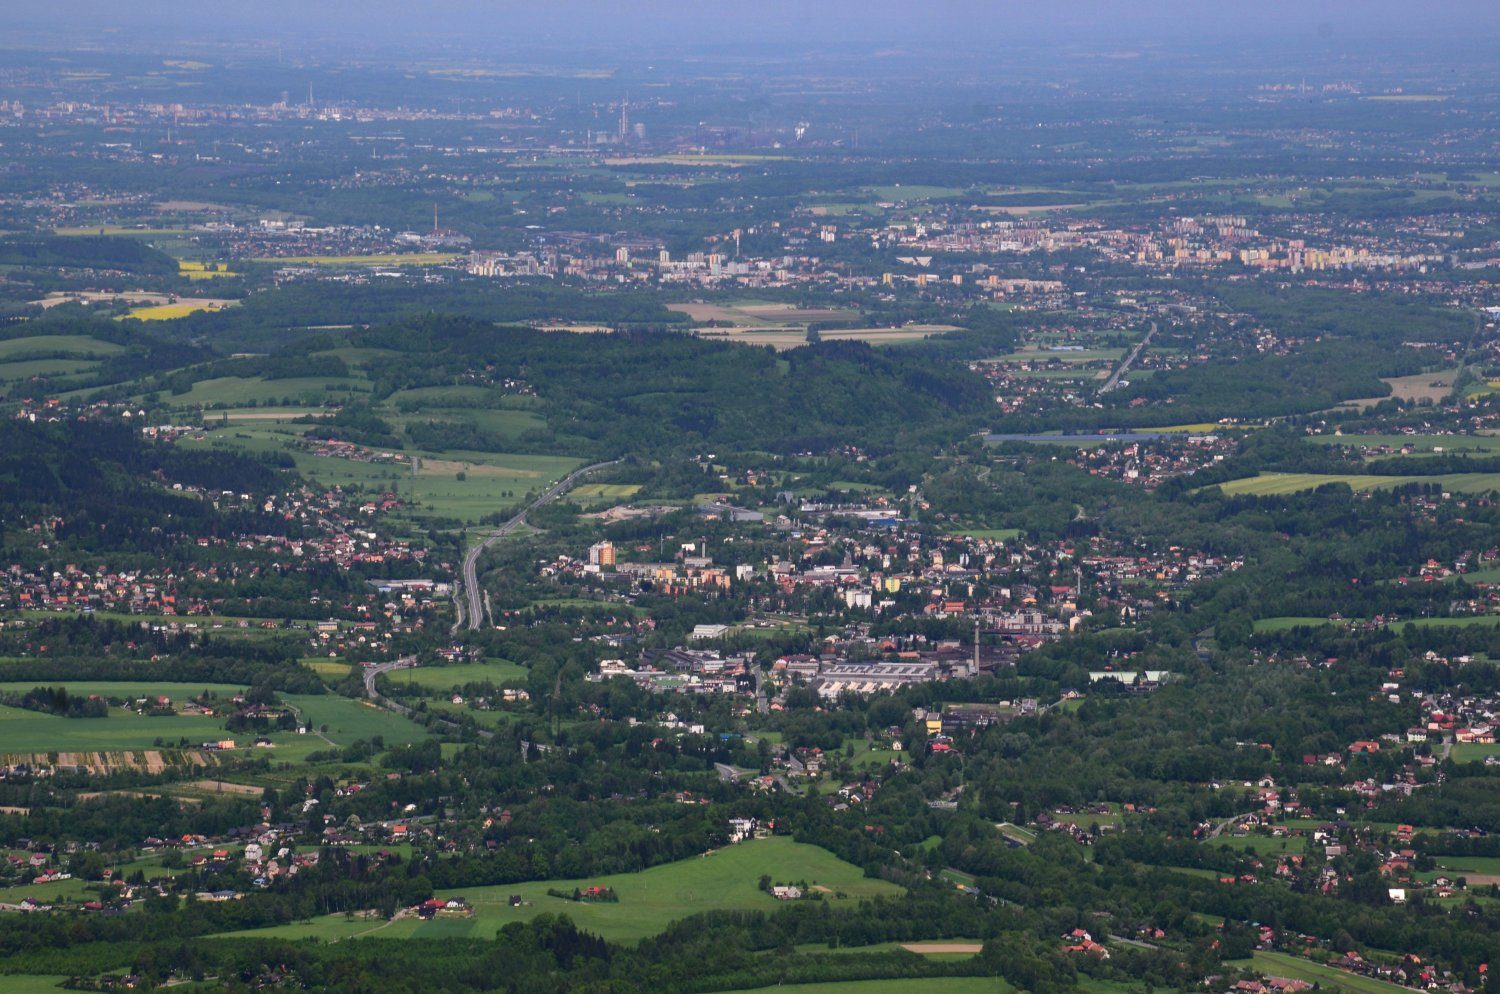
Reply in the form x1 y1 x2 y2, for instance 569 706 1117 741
8 0 1500 58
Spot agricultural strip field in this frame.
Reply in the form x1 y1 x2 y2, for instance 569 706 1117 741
715 980 1012 994
1334 368 1462 411
1254 615 1500 633
219 836 902 944
947 528 1022 541
1309 434 1500 454
1212 472 1500 496
179 424 581 527
0 977 71 994
0 335 124 360
667 301 858 327
0 682 428 763
380 659 527 691
249 253 461 266
1231 952 1412 994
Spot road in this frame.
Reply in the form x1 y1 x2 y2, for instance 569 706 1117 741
361 654 496 740
362 655 418 716
1098 321 1157 395
458 459 620 631
1205 809 1260 840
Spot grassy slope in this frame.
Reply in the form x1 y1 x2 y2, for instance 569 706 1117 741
221 836 902 944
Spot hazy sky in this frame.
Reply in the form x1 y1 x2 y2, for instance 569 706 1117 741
13 0 1500 53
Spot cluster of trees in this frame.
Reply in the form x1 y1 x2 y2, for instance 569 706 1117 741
0 685 108 718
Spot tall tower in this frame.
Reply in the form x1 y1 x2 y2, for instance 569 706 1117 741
619 93 629 142
971 619 980 677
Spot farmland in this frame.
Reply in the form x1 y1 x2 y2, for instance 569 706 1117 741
1309 433 1500 455
249 253 461 267
0 335 124 360
1212 472 1500 496
718 981 1012 994
221 837 902 944
1229 952 1412 994
380 659 527 692
0 682 428 764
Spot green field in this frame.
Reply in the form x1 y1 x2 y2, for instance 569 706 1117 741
250 253 461 267
1450 742 1500 763
1233 952 1411 994
0 682 428 759
0 335 124 360
1215 472 1500 496
222 837 902 944
0 977 72 994
718 980 1010 994
1255 615 1500 633
1253 616 1340 633
948 528 1022 541
572 483 643 500
163 375 369 407
384 660 527 692
1212 833 1307 856
0 358 99 382
1310 434 1500 455
182 426 580 527
1432 855 1500 876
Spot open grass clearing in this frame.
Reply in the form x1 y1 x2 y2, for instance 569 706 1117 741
1335 368 1462 411
0 682 427 760
720 979 1008 994
948 528 1022 541
572 483 643 500
1232 952 1411 994
1310 433 1500 455
0 978 72 994
1255 615 1500 633
668 302 860 327
1450 742 1500 763
251 253 461 267
0 335 125 359
1213 472 1500 496
384 660 527 692
221 837 899 945
160 375 367 408
0 358 99 382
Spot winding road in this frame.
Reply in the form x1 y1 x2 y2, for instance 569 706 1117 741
362 656 418 716
457 459 620 631
1098 321 1157 395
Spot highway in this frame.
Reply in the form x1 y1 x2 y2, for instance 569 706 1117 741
1098 320 1157 395
458 459 620 631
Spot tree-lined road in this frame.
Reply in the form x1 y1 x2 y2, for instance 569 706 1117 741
1098 321 1157 395
459 460 620 631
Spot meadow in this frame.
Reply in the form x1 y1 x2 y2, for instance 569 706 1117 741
947 528 1022 541
0 681 428 761
1309 433 1500 455
181 422 581 527
1254 615 1500 634
0 977 71 994
220 837 902 944
381 659 527 692
719 981 1010 994
1229 952 1412 994
249 253 461 267
1213 472 1500 496
0 335 124 360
